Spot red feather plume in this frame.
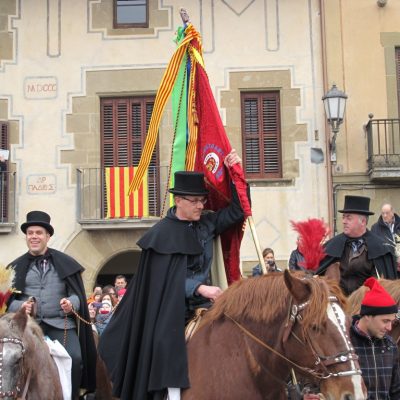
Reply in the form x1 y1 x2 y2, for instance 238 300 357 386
290 218 329 271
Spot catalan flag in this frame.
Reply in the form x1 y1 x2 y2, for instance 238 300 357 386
105 167 148 218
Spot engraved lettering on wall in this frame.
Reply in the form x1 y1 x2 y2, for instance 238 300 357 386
24 77 58 99
27 175 57 194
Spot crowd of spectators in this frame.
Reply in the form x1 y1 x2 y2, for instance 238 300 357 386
86 274 128 337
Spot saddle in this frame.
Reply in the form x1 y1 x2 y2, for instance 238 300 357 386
185 308 208 342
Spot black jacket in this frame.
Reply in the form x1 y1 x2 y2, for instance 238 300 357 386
8 248 97 391
99 214 203 399
317 231 397 284
288 248 305 271
99 201 245 399
371 213 400 246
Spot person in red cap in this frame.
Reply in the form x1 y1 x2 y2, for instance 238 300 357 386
350 277 400 399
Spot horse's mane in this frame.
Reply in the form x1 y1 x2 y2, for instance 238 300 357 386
203 271 340 333
347 278 400 316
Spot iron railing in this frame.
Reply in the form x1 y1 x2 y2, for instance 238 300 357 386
366 117 400 170
76 166 171 222
0 171 16 225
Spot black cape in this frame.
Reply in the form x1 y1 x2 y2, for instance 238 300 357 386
99 214 204 400
317 230 397 279
8 248 97 392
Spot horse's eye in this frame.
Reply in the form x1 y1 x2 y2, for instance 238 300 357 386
311 323 325 332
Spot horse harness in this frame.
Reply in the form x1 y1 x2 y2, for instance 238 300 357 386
0 337 31 400
225 295 362 381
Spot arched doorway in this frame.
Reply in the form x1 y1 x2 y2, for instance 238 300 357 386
96 250 141 287
63 228 150 295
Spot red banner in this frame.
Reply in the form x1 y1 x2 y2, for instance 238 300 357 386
194 66 251 283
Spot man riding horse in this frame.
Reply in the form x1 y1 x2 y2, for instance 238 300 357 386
7 211 97 400
99 150 249 400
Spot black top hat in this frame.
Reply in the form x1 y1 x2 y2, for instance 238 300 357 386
338 195 374 216
168 171 209 196
21 211 54 236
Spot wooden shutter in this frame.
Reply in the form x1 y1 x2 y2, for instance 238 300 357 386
101 97 159 216
396 48 400 118
0 122 9 220
241 92 282 179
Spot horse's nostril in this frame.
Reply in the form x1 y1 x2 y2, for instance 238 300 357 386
344 395 353 400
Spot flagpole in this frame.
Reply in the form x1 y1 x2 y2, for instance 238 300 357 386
247 216 267 274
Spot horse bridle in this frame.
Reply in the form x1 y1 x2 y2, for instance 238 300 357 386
225 295 362 381
286 296 361 380
0 337 31 400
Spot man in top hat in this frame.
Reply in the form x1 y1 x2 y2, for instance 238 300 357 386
7 211 97 400
350 277 400 398
317 195 397 295
99 149 248 400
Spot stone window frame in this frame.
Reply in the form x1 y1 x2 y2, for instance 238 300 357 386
221 69 307 186
113 0 149 29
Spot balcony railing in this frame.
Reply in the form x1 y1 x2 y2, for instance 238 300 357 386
77 166 171 228
0 171 17 232
366 116 400 180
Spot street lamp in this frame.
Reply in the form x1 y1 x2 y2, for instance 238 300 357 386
322 84 348 162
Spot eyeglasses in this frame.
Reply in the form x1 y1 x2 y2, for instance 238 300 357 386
180 196 207 205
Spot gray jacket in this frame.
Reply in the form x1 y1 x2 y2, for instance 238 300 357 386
8 259 79 329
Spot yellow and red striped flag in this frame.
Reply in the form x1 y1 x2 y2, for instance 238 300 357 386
105 167 148 218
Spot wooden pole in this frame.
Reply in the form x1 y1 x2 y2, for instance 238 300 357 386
247 215 267 274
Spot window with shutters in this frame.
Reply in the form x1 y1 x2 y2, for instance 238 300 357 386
0 122 9 221
241 92 282 179
101 97 159 216
396 47 400 118
114 0 148 28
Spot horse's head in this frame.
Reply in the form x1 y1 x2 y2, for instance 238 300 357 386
0 309 29 399
283 270 367 400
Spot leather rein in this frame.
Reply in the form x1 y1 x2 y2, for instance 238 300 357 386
224 295 361 381
0 338 31 400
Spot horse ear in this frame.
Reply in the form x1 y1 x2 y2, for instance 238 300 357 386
11 308 28 334
324 262 341 283
284 269 311 303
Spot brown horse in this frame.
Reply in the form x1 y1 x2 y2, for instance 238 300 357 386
183 270 367 400
347 278 400 345
0 308 63 400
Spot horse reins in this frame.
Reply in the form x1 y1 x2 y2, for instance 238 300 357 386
224 295 362 381
0 337 31 400
224 311 329 380
62 302 119 346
